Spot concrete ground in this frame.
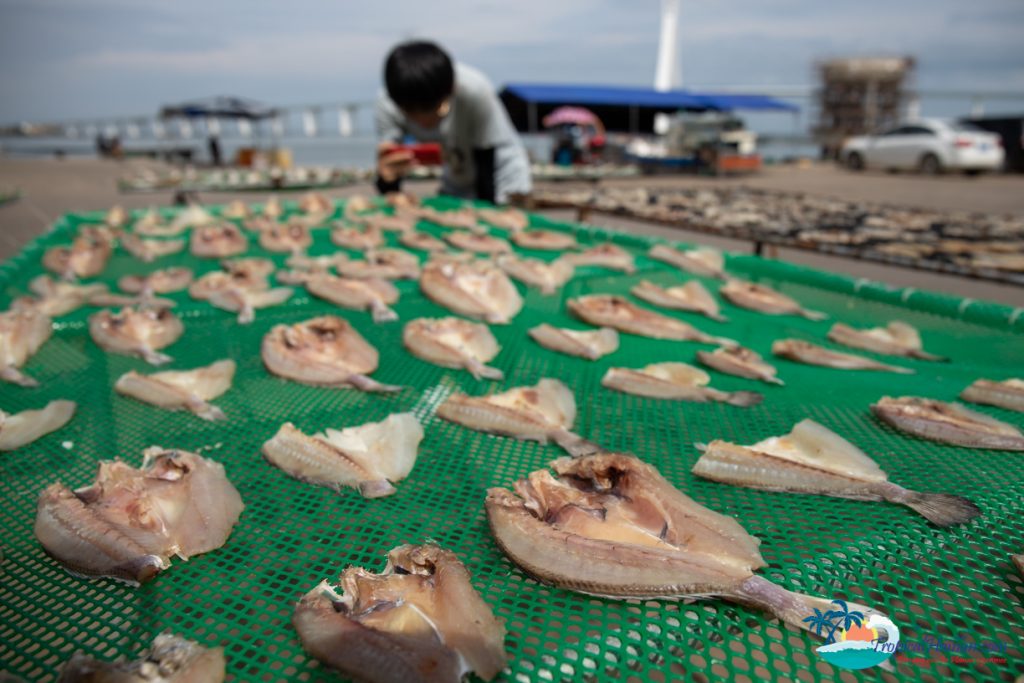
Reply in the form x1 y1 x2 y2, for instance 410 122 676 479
1 157 1022 306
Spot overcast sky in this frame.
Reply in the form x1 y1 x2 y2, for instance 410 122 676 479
1 0 1022 122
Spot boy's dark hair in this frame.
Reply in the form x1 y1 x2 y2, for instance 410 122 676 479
384 41 455 112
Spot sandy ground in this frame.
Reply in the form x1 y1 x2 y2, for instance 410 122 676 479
1 156 1022 306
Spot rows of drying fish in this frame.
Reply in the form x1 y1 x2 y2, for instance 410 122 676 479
3 194 1022 683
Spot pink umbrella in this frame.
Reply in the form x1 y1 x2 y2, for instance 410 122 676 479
542 106 601 128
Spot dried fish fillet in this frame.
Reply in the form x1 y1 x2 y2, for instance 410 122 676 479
561 243 636 273
120 234 185 263
773 339 912 374
0 308 52 386
602 363 762 407
262 414 423 497
511 230 578 251
299 191 333 216
262 315 401 392
420 259 523 324
42 228 113 280
444 231 512 254
961 378 1024 413
331 223 384 250
871 396 1024 451
486 453 883 637
34 448 243 584
104 205 128 228
338 248 421 280
696 346 783 385
118 267 193 295
189 223 247 258
568 295 733 345
648 244 727 279
400 231 447 253
262 196 283 219
631 279 726 322
307 274 399 323
409 206 481 231
89 307 183 365
259 222 312 253
496 254 574 295
721 280 826 320
115 360 235 421
358 212 417 233
19 276 108 317
59 633 225 683
827 321 944 361
222 200 250 219
133 209 181 237
528 324 618 360
293 544 508 683
477 206 528 231
694 419 980 526
190 270 292 324
403 317 502 380
0 400 76 451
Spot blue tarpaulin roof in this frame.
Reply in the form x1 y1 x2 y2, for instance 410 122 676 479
501 84 798 112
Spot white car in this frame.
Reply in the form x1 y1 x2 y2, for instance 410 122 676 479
841 119 1004 175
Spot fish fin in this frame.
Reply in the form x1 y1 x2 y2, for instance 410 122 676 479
910 349 947 362
551 429 608 458
711 313 728 323
900 491 981 527
358 479 397 498
347 374 405 393
714 336 739 347
884 364 915 374
801 309 828 321
187 397 226 422
724 391 764 407
765 375 785 386
1 366 39 387
142 349 173 366
370 304 399 323
236 304 255 325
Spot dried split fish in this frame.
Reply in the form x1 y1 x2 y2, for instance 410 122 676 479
477 206 529 231
262 196 283 219
307 273 399 323
331 223 385 250
190 268 292 324
104 205 129 228
262 315 401 392
299 191 333 216
528 324 618 360
133 209 181 237
496 254 573 295
445 231 512 254
631 279 726 322
721 280 826 320
190 223 247 258
511 230 578 251
89 307 183 365
399 231 447 253
420 260 522 324
773 339 912 374
961 378 1024 413
42 227 113 279
118 267 193 295
561 244 636 273
696 346 783 385
602 363 762 407
0 308 52 386
358 212 417 233
694 419 980 526
17 276 108 317
827 321 944 361
170 204 215 233
0 400 76 451
403 317 502 380
262 414 423 497
486 452 883 637
871 396 1024 451
34 447 243 584
648 244 726 280
120 234 185 263
338 248 421 280
293 544 508 683
115 360 235 421
59 633 225 683
221 200 250 220
410 206 481 231
568 295 733 345
259 222 312 253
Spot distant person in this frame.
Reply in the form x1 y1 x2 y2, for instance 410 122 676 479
375 40 531 204
208 135 222 167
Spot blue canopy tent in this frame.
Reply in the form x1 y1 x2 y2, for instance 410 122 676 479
499 84 798 134
159 96 278 121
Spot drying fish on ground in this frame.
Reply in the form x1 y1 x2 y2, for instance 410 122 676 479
89 307 183 365
871 396 1024 450
169 203 215 233
561 243 636 273
221 199 250 219
242 215 279 232
602 362 762 407
84 291 176 310
827 321 945 361
408 206 481 231
59 633 225 683
496 254 573 295
528 324 618 360
420 259 522 324
961 378 1024 413
13 276 108 317
259 221 312 253
720 280 826 320
331 222 384 250
284 252 348 275
43 227 113 279
118 267 193 295
437 378 602 456
444 231 512 254
115 360 235 421
486 452 883 636
400 230 447 252
223 256 276 281
299 191 333 216
133 209 184 237
119 234 185 263
694 419 980 526
294 544 508 683
189 222 247 258
357 212 417 233
385 191 419 209
631 279 726 322
568 295 733 345
262 196 283 219
0 308 52 386
343 195 375 217
263 413 423 498
104 205 129 228
34 447 243 584
190 270 292 324
0 400 75 451
773 339 912 374
477 205 529 231
307 273 399 323
648 244 727 279
262 315 401 392
696 346 783 385
338 248 421 280
510 230 578 251
403 317 503 380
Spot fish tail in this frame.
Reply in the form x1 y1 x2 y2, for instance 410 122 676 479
188 398 226 422
347 374 405 393
470 361 505 381
1 366 39 387
898 490 981 527
724 391 764 407
765 375 785 386
370 303 399 323
237 304 255 325
358 479 397 498
551 429 607 458
883 363 915 374
142 349 173 366
801 309 828 321
910 350 947 362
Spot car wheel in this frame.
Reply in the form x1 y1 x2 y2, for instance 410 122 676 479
964 169 982 177
919 153 942 175
846 152 864 171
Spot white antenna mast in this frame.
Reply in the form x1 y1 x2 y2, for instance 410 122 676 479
653 0 682 134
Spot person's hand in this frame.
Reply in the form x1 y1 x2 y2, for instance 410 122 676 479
377 142 414 182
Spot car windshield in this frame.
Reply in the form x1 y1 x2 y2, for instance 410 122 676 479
949 121 984 132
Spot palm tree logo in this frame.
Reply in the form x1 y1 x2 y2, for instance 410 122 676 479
803 600 865 643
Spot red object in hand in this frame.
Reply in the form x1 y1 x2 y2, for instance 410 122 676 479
394 143 442 165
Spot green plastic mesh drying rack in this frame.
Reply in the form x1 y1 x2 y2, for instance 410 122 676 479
1 197 1022 682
